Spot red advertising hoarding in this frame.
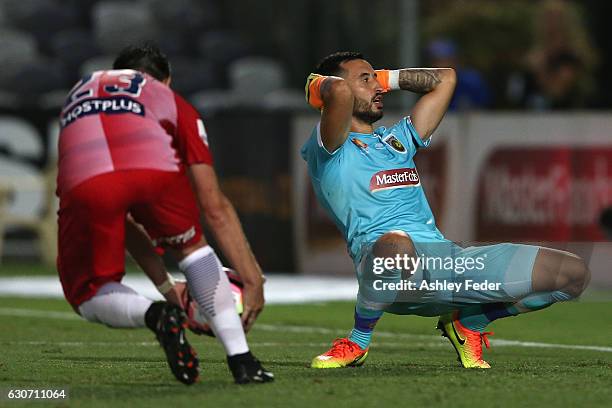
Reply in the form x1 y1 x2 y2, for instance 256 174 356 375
477 147 612 241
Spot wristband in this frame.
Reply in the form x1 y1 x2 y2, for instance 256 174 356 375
375 69 400 92
156 273 176 295
388 69 400 90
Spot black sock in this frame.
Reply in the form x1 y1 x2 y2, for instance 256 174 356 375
227 351 254 366
144 301 166 332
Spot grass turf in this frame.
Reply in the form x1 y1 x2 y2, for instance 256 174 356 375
0 296 611 408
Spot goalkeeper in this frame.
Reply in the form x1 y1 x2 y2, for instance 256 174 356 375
302 51 590 369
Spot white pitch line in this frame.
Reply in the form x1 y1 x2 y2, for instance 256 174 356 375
2 308 612 353
255 323 612 353
0 340 440 349
255 323 441 341
5 340 159 347
0 307 80 320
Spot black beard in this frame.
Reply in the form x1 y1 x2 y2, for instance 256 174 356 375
353 98 383 124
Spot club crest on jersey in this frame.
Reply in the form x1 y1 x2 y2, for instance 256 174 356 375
383 134 406 153
369 168 420 192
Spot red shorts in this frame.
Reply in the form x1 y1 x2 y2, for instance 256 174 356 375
57 169 202 307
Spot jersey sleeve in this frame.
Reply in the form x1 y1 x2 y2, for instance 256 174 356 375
303 121 349 161
396 116 431 157
174 93 213 165
300 123 347 181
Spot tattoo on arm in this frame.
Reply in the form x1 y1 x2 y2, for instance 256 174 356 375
398 69 441 93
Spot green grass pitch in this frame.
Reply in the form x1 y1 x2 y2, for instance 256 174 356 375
0 295 611 407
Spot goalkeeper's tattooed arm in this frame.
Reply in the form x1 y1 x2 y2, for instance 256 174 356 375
374 67 455 140
398 69 443 93
400 68 456 140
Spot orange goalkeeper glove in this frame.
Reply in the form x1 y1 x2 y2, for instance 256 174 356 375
305 73 327 110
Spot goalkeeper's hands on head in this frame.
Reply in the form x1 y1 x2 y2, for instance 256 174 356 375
305 69 399 110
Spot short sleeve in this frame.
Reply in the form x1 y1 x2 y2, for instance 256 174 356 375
174 93 213 165
301 121 349 163
301 122 350 182
315 121 350 158
396 116 431 156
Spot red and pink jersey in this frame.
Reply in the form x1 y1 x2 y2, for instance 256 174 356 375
57 69 212 195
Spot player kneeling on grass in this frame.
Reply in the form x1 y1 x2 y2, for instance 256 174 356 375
56 44 273 384
302 51 591 369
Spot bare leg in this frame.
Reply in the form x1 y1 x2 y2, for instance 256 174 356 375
460 248 591 331
531 248 591 297
510 248 590 313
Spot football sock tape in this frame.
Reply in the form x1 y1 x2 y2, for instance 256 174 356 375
348 307 383 350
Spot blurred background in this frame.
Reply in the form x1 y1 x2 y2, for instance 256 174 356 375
0 0 611 295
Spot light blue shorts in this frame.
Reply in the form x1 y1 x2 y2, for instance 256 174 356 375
356 240 540 317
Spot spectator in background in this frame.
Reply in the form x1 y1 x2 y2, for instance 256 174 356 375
427 38 491 111
507 0 598 110
511 51 584 110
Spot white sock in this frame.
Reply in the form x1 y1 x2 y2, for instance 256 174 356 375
78 282 152 328
179 245 249 356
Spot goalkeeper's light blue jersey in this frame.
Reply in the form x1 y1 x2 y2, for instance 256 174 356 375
301 117 446 262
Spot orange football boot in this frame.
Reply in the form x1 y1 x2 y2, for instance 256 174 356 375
311 338 369 369
437 311 494 369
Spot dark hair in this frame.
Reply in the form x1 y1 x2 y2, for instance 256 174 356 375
113 43 171 81
314 51 364 76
